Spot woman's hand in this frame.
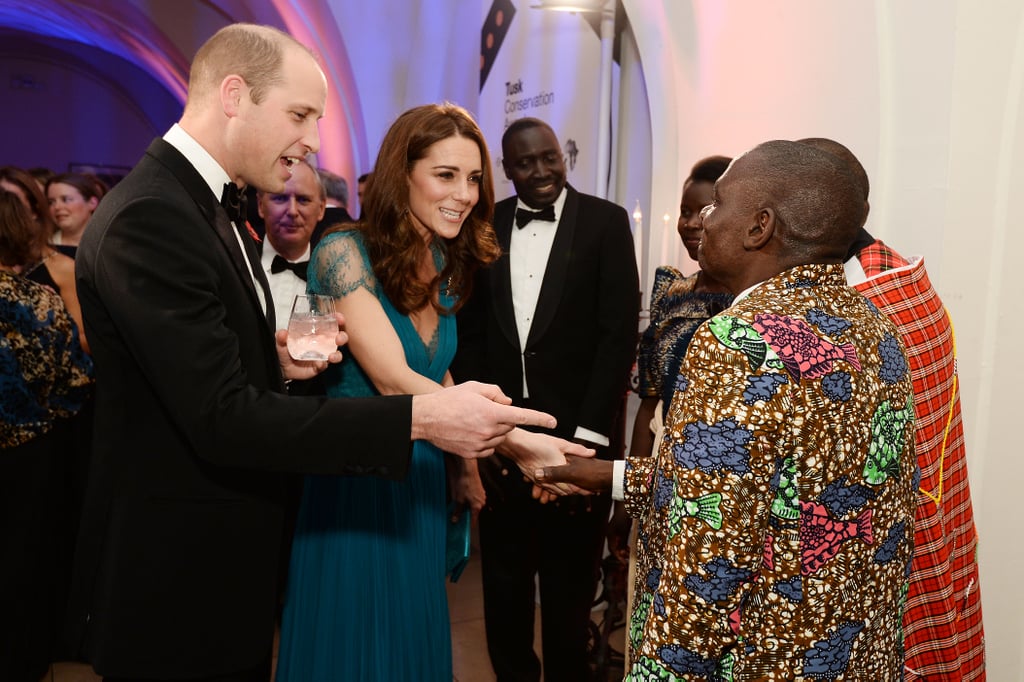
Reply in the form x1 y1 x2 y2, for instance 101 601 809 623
448 457 487 515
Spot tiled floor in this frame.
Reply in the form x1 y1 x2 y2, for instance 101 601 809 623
41 530 625 682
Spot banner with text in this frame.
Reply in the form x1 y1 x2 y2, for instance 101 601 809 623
480 0 603 200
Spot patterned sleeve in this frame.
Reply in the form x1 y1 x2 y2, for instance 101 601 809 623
48 297 94 416
637 266 684 398
624 313 786 666
307 230 379 300
1 281 93 447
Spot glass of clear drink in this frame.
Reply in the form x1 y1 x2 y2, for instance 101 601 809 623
286 294 339 361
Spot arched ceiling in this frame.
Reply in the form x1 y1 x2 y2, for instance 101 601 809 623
0 0 363 179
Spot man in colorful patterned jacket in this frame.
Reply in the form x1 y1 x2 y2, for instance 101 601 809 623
537 140 918 680
799 137 985 681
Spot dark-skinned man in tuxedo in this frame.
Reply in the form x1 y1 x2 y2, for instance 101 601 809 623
453 117 639 681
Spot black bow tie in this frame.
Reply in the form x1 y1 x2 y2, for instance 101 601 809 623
271 254 308 281
221 182 248 224
515 205 556 228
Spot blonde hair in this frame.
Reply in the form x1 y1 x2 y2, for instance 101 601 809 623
186 23 315 108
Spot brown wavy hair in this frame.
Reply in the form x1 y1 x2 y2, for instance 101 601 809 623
0 190 38 267
336 102 500 315
0 165 55 257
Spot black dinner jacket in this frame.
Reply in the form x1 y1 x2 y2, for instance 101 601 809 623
453 184 639 450
70 138 412 678
311 204 354 247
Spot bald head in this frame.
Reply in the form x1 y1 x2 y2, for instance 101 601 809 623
700 140 864 290
185 23 313 113
797 137 870 229
796 138 868 200
740 140 863 261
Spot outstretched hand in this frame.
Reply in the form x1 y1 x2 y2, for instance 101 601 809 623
276 312 348 381
534 455 615 496
411 382 557 459
497 428 594 499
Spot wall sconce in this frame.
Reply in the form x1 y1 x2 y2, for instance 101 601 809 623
530 1 606 11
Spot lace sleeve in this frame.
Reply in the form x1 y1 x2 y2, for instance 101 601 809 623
308 230 379 300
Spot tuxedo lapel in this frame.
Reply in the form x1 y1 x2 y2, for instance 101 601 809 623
526 185 578 346
147 139 277 334
234 222 276 330
491 199 520 349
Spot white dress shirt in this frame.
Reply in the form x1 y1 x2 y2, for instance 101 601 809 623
509 188 567 389
261 241 311 330
508 188 607 446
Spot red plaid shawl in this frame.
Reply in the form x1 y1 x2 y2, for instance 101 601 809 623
854 241 985 680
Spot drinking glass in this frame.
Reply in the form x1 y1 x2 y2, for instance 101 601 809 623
286 294 339 361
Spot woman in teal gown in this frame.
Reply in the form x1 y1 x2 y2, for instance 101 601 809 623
276 104 501 681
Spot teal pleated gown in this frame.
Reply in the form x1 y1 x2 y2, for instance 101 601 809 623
276 231 454 681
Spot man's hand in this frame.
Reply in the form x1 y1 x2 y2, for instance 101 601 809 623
277 312 348 381
497 428 594 498
411 382 556 458
534 456 615 495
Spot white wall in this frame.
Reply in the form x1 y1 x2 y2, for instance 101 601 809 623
326 0 480 173
623 1 1023 678
945 3 1024 674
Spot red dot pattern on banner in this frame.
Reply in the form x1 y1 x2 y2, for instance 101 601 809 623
496 10 504 26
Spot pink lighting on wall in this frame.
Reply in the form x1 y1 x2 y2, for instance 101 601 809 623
271 0 364 185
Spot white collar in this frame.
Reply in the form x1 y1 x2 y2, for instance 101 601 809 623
163 123 232 201
732 279 765 304
261 238 311 268
515 185 568 221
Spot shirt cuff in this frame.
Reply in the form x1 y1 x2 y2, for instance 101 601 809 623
611 459 626 501
574 426 610 447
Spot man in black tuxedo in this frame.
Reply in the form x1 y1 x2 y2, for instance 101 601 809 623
256 157 322 329
309 167 352 247
356 171 370 219
453 117 639 681
71 24 557 682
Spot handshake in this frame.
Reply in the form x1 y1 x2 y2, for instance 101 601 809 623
276 314 618 496
496 426 616 502
408 381 616 501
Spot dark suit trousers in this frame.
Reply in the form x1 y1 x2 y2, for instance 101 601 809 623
103 656 270 682
479 456 611 682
